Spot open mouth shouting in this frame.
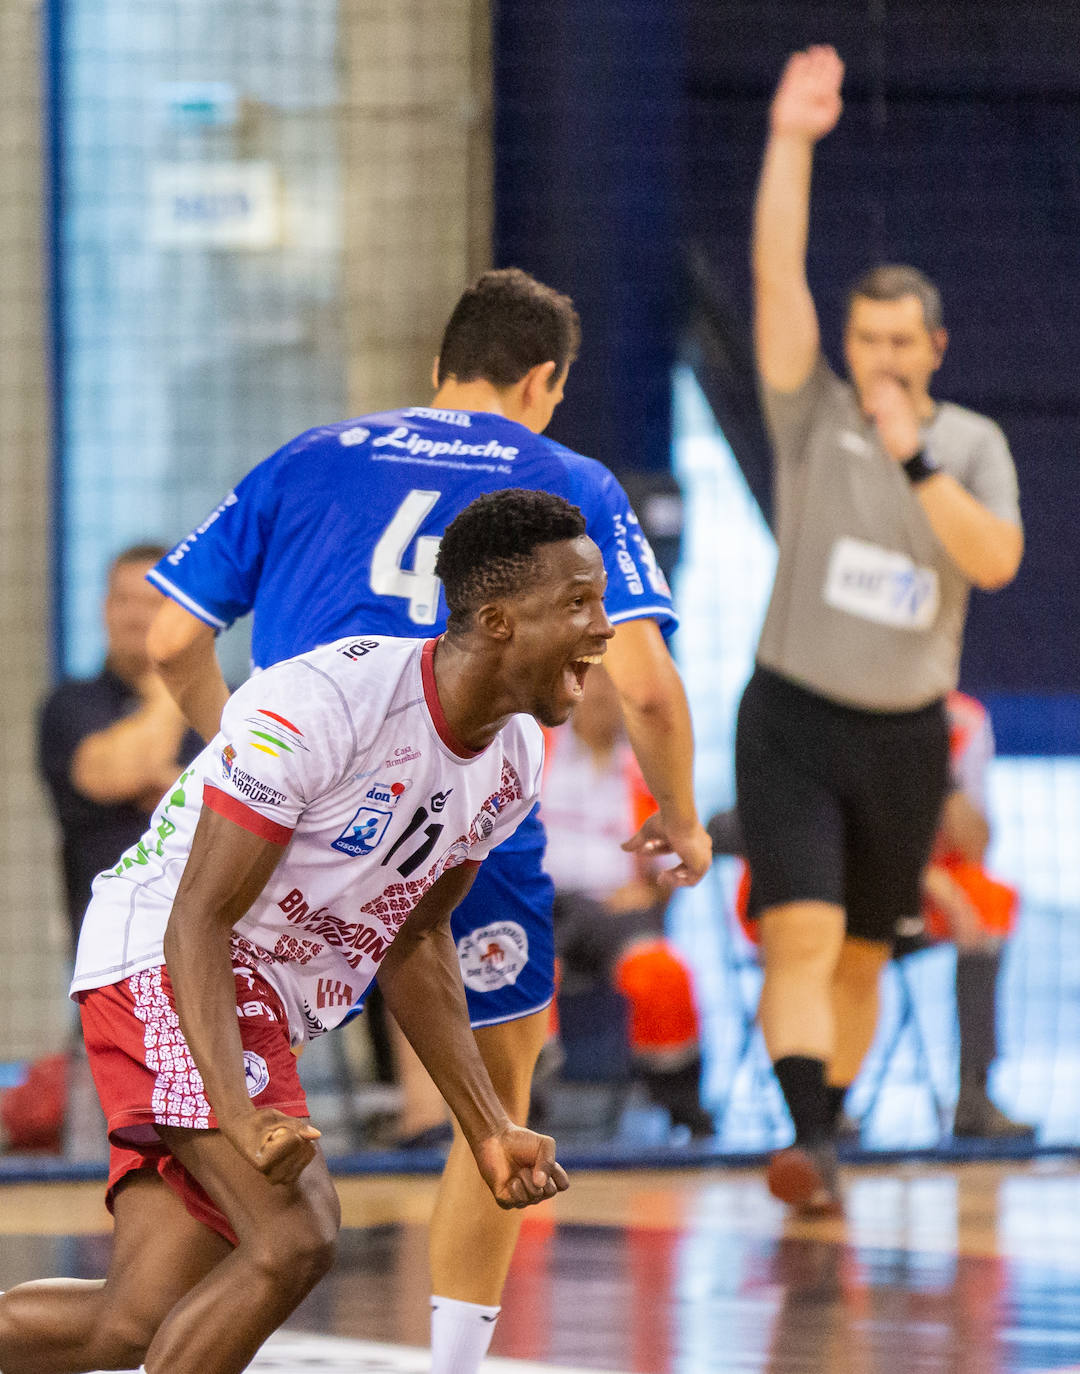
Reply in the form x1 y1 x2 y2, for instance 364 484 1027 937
565 650 606 702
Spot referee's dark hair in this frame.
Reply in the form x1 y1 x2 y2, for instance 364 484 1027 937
436 488 586 633
436 269 581 389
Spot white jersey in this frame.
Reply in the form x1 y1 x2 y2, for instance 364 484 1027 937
71 635 544 1043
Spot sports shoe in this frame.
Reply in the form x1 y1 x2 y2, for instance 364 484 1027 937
953 1091 1036 1140
766 1142 843 1216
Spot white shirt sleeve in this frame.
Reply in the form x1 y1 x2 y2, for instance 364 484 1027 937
207 659 355 838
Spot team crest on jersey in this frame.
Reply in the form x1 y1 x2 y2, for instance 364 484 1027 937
433 840 471 881
364 778 412 808
458 922 529 992
331 805 393 857
243 1051 270 1098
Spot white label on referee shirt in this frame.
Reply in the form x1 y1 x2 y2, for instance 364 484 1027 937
824 537 940 631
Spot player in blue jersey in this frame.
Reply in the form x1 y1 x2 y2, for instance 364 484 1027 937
146 268 711 1374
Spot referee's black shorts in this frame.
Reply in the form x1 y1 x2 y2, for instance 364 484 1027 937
734 665 949 944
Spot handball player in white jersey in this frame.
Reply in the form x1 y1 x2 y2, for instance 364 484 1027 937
140 266 710 1374
0 489 632 1374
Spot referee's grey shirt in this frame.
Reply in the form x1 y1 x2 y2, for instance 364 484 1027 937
756 356 1021 713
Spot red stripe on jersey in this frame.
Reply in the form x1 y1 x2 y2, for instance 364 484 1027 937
258 708 303 736
203 784 294 846
421 637 483 759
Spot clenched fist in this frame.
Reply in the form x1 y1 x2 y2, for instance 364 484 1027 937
473 1124 570 1211
225 1108 322 1186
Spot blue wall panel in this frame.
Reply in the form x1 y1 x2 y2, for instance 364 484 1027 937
494 0 682 474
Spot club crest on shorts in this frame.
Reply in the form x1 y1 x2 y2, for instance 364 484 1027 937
243 1050 270 1098
331 805 393 857
457 921 529 992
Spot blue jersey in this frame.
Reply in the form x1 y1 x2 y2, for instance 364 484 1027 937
149 406 677 854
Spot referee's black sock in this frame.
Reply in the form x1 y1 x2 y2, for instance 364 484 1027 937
773 1055 830 1147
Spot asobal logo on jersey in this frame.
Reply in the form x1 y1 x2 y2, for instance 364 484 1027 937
371 426 519 462
331 806 393 857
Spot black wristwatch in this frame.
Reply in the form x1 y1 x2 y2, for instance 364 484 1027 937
901 449 940 485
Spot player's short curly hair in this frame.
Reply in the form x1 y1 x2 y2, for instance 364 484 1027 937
437 269 581 389
436 488 587 632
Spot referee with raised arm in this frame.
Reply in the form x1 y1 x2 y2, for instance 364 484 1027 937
740 46 1023 1214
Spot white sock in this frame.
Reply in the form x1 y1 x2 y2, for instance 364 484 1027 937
430 1294 501 1374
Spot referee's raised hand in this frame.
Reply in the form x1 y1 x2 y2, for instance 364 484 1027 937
770 45 845 142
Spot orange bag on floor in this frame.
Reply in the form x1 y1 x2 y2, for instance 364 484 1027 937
0 1053 67 1152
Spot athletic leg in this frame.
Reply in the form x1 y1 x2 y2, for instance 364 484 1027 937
757 902 847 1211
0 1169 231 1374
758 901 847 1072
953 944 1034 1137
428 1007 549 1373
825 934 891 1128
141 1124 340 1374
828 935 891 1085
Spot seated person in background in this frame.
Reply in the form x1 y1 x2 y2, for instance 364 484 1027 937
709 690 1032 1141
38 544 201 952
13 546 200 1156
542 667 713 1138
913 690 1033 1138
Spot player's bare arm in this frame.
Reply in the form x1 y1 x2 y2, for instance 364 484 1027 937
603 617 711 887
376 864 569 1210
753 45 844 392
865 376 1024 589
162 805 320 1186
147 597 231 742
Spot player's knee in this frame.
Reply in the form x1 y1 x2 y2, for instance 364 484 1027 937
247 1202 339 1291
761 905 844 973
764 932 835 979
92 1307 158 1368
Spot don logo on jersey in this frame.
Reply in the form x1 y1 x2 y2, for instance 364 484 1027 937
331 805 393 857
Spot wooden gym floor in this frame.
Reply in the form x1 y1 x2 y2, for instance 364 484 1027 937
3 1158 1080 1372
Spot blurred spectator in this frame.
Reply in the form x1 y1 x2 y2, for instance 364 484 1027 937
710 690 1032 1140
542 668 713 1138
15 546 198 1156
914 690 1033 1138
38 544 200 950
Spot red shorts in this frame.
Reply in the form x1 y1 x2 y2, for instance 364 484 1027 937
77 962 308 1246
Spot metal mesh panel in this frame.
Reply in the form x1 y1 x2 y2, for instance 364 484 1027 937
3 0 490 1062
